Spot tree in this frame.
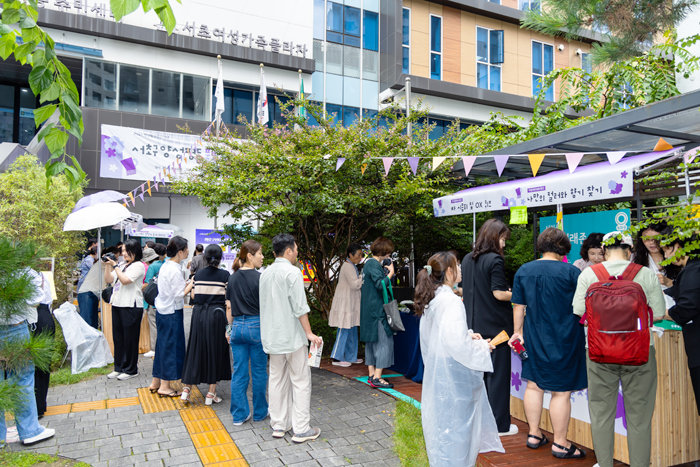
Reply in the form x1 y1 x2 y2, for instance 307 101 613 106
0 155 85 305
0 0 180 190
171 104 459 320
522 0 700 64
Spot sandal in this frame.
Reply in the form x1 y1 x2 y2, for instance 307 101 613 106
157 391 181 398
205 392 222 406
526 434 549 449
180 387 191 402
370 378 394 389
552 442 586 459
148 387 158 394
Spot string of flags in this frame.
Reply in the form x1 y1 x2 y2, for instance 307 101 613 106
336 137 679 178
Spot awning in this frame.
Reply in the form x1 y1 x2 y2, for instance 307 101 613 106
433 148 678 218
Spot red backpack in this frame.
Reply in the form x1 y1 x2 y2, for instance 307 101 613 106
582 263 653 366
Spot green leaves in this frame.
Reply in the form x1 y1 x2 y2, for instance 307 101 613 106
34 104 57 126
113 0 178 34
44 127 69 156
110 0 141 21
27 65 52 95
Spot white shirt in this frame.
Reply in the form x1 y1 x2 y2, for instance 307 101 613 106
78 262 103 297
154 260 186 315
0 268 43 325
109 261 145 308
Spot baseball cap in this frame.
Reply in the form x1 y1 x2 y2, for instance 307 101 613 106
602 231 633 247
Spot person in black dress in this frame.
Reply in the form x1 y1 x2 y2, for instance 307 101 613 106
181 244 231 405
662 233 700 415
461 219 516 436
509 228 587 458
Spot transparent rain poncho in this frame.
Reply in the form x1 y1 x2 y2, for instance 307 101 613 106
420 285 504 466
54 302 114 374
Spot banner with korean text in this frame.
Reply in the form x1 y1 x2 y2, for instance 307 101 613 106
100 124 212 181
195 229 237 271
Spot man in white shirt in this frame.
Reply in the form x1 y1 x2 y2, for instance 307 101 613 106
259 234 323 443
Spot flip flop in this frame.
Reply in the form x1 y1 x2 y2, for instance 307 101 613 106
526 434 549 449
157 391 181 398
148 387 159 394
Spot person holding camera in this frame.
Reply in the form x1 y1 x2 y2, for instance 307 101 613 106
360 237 396 389
103 239 145 381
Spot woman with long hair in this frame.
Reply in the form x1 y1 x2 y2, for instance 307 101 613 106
103 239 145 381
461 219 516 436
181 244 231 405
634 220 678 308
328 243 364 367
509 228 587 458
151 236 193 397
572 233 605 271
225 240 269 425
360 237 396 389
416 251 503 466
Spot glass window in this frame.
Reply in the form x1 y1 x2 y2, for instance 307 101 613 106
363 109 377 120
233 89 253 124
327 2 343 33
84 59 117 110
327 31 343 44
582 52 592 73
119 64 149 114
0 84 14 143
428 118 444 140
402 8 410 46
363 11 378 51
532 41 554 100
326 103 342 126
402 47 410 75
343 106 359 126
345 35 360 47
182 74 210 120
520 0 539 10
344 6 360 36
151 70 181 118
18 88 37 145
430 54 441 80
430 16 441 52
313 0 325 40
476 27 502 91
273 95 290 125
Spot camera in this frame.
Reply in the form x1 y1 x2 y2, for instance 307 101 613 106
101 252 117 263
382 258 392 276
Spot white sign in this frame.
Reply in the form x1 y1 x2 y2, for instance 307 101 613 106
100 124 211 182
433 149 677 217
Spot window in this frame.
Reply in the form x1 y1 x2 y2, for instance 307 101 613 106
0 85 14 144
476 27 504 92
581 52 592 73
119 65 149 114
182 75 210 119
255 94 290 127
363 11 378 51
343 106 359 126
402 8 410 74
430 15 442 80
326 103 343 126
84 59 117 110
211 88 254 125
520 0 540 11
151 70 181 118
532 41 554 101
344 6 361 47
326 2 363 48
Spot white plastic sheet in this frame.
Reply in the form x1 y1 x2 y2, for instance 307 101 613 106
54 302 114 374
420 286 504 466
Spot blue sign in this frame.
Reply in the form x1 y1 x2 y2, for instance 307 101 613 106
539 209 630 262
195 229 227 245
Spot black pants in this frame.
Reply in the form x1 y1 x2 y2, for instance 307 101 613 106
112 306 142 375
690 365 700 416
33 304 55 416
484 343 512 432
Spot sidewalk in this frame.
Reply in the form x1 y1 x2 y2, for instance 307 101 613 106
7 354 400 467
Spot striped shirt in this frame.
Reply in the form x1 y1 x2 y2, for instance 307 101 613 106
192 266 230 305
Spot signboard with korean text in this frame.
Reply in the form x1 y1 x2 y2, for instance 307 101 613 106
100 124 211 181
433 149 676 218
195 229 237 272
539 210 631 262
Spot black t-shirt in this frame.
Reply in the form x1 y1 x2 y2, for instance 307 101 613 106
226 269 261 316
461 251 513 338
192 266 230 305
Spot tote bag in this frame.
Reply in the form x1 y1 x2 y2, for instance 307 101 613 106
381 280 405 332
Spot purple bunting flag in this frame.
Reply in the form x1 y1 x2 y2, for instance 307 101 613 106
494 155 510 177
565 153 585 174
336 158 346 171
408 157 419 176
382 157 394 176
138 192 145 203
462 156 476 178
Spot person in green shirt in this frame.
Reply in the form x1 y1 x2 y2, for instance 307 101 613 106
572 232 665 467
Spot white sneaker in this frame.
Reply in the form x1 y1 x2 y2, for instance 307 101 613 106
498 424 519 436
232 413 251 426
22 427 55 445
593 464 600 467
107 371 120 379
117 373 138 381
332 361 351 367
6 426 19 443
143 351 155 357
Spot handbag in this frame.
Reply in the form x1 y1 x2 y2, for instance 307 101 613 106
101 262 132 304
382 280 405 332
143 276 159 307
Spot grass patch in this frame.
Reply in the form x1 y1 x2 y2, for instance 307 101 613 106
0 451 90 467
393 401 429 467
49 364 114 388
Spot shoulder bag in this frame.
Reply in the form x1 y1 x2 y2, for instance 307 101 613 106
382 279 405 332
101 262 133 303
143 276 159 307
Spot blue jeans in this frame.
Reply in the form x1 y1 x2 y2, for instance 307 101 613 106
230 316 268 423
331 326 358 363
77 292 99 329
0 323 44 443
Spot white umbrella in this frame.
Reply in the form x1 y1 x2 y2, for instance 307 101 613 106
64 203 131 232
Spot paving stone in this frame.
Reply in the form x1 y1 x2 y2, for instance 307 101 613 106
132 443 162 455
100 447 133 460
249 459 284 467
286 461 321 467
162 453 202 466
280 451 313 464
108 454 147 466
309 448 337 460
316 456 351 466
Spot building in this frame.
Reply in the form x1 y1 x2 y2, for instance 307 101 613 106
0 0 601 247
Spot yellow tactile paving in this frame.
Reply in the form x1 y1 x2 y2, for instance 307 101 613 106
137 385 205 414
206 461 249 467
191 429 234 449
197 443 244 464
44 404 72 416
71 400 107 412
180 406 217 422
183 417 226 434
106 397 140 408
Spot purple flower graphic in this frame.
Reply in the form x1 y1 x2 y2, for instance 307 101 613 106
620 171 628 179
511 371 522 391
608 180 623 194
106 148 117 158
438 200 443 208
501 196 509 207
